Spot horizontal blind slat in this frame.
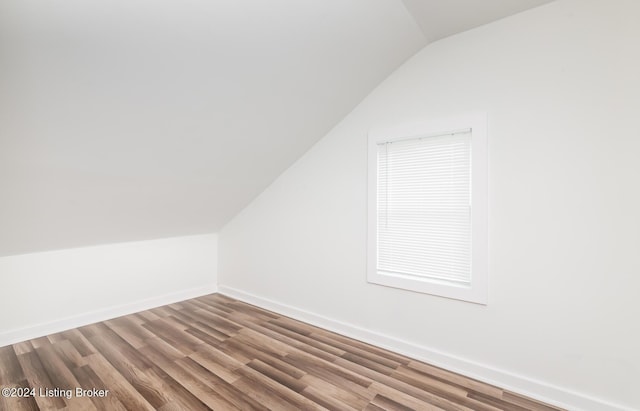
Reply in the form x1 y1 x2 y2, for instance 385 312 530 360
377 130 471 283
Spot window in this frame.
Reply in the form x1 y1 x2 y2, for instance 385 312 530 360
367 114 488 304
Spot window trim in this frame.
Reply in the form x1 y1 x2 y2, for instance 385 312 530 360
367 113 488 304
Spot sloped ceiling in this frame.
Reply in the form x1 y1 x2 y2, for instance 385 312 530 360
0 0 553 257
402 0 554 42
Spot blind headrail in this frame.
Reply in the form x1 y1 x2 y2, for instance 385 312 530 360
378 128 471 146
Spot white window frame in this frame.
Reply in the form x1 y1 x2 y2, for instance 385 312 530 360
367 113 488 304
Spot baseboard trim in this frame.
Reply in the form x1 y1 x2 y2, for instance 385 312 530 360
219 285 631 411
0 284 217 348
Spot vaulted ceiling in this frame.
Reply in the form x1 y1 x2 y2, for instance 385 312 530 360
0 0 553 256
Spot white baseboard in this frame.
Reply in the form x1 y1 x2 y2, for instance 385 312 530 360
0 284 217 348
219 285 631 411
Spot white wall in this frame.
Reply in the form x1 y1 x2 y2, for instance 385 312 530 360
0 233 217 347
219 1 640 410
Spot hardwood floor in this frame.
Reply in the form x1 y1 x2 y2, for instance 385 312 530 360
0 294 564 411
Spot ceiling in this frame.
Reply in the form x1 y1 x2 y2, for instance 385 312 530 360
402 0 554 42
0 0 553 257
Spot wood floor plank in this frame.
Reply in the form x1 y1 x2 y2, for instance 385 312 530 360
0 294 565 411
311 332 404 370
282 353 376 401
84 325 209 410
234 364 327 410
31 344 97 410
261 321 347 357
390 366 504 411
370 378 469 411
335 357 474 411
137 310 163 323
285 351 373 389
184 327 226 348
231 372 312 411
501 391 564 411
341 352 398 376
163 307 230 342
138 344 236 410
406 361 504 398
247 359 307 393
0 346 26 384
12 342 34 356
15 350 67 410
219 337 306 379
301 384 361 411
241 321 341 363
309 328 411 366
363 403 386 411
188 344 244 384
141 319 203 355
51 339 87 370
299 374 371 410
0 347 39 411
45 333 66 345
82 326 153 375
466 391 532 411
59 329 95 357
70 365 128 411
369 392 431 411
176 357 269 411
0 379 39 411
104 317 156 349
83 353 156 411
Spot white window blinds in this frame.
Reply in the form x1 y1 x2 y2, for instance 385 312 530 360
377 130 472 285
